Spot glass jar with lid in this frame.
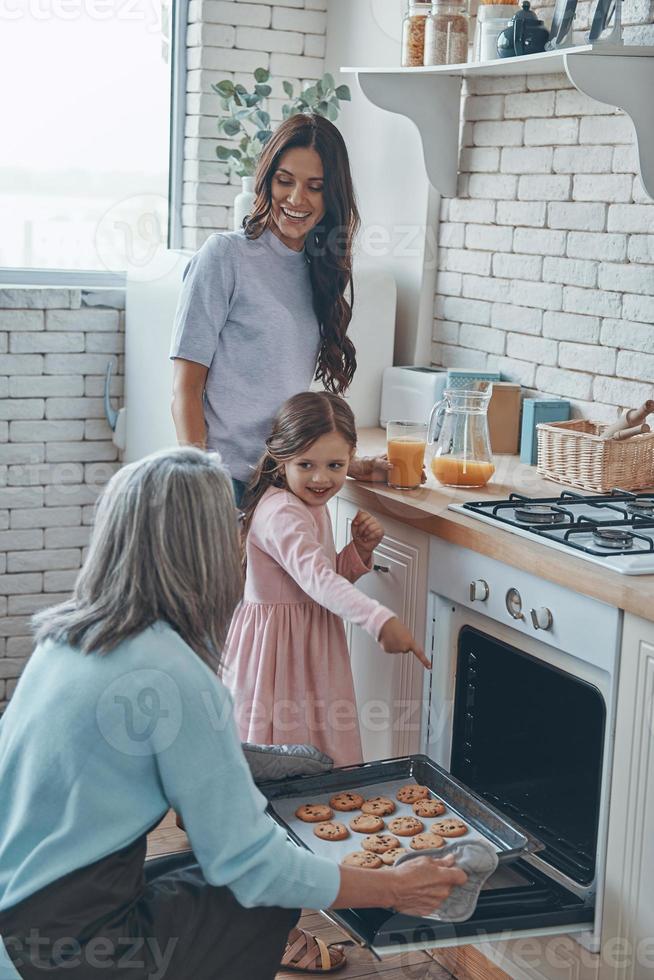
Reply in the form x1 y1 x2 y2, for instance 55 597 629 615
401 0 432 66
424 0 469 66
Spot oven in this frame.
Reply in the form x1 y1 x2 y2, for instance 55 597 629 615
423 536 621 961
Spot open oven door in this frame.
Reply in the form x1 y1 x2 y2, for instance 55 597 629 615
260 750 596 961
323 859 594 958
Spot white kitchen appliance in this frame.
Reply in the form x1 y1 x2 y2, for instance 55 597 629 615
123 249 396 461
450 489 654 574
424 534 620 968
380 365 448 427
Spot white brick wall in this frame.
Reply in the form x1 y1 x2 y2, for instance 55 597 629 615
0 288 123 712
183 0 327 246
434 72 654 420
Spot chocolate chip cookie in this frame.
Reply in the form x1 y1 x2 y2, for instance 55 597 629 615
295 803 333 823
361 796 396 817
432 818 468 838
410 832 445 850
396 784 430 805
388 816 425 837
313 821 349 841
341 851 383 869
412 798 446 818
380 847 408 866
361 833 401 854
349 814 385 834
330 792 364 812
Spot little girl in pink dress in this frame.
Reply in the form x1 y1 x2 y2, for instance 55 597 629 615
223 391 429 767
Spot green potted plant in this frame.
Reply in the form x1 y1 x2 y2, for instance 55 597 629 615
213 67 351 229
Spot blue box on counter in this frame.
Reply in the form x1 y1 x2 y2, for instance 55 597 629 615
446 370 501 389
520 398 571 466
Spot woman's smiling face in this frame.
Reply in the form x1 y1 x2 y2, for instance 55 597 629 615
268 146 326 251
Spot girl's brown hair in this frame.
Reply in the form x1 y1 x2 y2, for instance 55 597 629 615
244 115 360 395
241 391 357 541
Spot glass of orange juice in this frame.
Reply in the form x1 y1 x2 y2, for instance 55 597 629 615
386 421 428 490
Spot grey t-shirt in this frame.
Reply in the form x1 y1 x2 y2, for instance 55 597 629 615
170 228 321 482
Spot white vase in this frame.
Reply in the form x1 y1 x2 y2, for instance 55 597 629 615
233 176 255 231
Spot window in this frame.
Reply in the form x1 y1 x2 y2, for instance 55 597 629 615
0 0 179 283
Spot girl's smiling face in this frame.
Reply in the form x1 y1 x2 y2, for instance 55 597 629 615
283 431 353 507
268 146 326 251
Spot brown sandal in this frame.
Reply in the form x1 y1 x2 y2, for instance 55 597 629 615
281 928 347 974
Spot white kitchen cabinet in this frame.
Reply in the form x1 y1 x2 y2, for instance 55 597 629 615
599 613 654 980
333 497 429 762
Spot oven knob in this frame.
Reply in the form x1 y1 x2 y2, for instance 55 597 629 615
505 587 524 620
530 607 553 631
469 579 490 602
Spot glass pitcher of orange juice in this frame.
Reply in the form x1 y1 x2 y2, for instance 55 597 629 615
428 383 495 487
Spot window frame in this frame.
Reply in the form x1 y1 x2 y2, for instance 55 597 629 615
0 0 187 288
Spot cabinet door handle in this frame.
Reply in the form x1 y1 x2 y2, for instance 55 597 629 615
373 563 390 573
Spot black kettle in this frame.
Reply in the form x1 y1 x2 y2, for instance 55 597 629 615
497 1 549 57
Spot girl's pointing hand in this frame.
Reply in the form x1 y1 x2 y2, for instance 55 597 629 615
379 617 431 670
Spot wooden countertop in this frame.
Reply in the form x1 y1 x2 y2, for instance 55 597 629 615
339 428 654 622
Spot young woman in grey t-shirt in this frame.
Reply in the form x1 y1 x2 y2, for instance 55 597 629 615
171 114 390 508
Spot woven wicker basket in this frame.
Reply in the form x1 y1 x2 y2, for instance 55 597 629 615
536 419 654 493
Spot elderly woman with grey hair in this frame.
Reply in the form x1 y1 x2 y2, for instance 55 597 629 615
0 448 465 980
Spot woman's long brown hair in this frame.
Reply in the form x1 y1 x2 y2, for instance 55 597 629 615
244 115 360 395
241 391 357 545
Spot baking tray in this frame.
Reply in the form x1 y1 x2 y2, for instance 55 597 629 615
259 754 544 865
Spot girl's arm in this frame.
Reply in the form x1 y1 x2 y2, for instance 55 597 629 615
336 510 384 583
260 496 394 641
335 540 371 584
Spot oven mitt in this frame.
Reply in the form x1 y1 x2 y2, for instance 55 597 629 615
394 838 499 922
241 742 334 784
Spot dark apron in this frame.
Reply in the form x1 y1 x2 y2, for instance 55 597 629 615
0 831 298 980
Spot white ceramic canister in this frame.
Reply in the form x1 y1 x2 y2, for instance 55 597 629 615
473 4 519 60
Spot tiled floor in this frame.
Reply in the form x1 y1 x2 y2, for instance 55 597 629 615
146 811 453 979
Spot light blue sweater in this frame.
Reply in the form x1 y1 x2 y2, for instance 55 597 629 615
0 622 340 971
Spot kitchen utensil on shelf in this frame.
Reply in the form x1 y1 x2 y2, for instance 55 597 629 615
477 12 515 59
546 0 578 49
602 401 654 439
387 420 428 490
428 382 495 487
588 0 623 44
474 4 518 60
497 1 550 56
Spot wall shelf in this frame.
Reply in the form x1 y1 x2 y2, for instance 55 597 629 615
342 45 654 198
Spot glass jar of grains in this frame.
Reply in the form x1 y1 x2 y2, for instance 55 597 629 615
402 0 432 66
424 0 469 65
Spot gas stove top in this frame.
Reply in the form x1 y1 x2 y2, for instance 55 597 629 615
450 489 654 575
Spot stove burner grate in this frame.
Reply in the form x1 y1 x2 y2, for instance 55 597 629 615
514 504 566 525
626 499 654 517
592 527 634 550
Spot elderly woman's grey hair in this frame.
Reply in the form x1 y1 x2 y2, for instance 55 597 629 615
32 447 243 671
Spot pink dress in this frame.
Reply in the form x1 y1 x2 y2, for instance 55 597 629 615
222 487 395 766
